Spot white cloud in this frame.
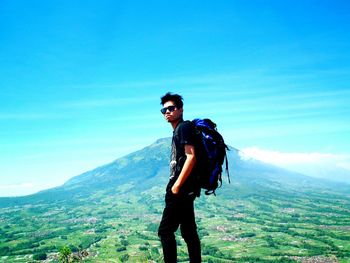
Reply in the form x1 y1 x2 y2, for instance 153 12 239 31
337 161 350 170
0 182 35 189
240 147 341 165
0 182 57 197
240 147 350 183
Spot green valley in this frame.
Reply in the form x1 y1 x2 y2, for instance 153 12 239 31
1 139 349 262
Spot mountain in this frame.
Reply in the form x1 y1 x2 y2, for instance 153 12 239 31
60 137 349 195
1 137 348 207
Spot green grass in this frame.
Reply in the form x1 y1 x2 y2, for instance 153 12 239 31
1 182 349 262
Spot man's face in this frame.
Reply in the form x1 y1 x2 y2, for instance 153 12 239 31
162 100 183 123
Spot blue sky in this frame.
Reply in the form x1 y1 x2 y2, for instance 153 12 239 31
1 0 349 196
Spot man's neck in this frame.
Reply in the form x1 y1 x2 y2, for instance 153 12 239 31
171 118 183 130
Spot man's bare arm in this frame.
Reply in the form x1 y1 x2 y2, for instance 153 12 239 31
171 144 196 194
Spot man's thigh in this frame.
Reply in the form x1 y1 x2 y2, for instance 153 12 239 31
158 193 181 235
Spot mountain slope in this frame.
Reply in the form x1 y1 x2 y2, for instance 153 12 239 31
63 137 170 190
60 137 348 194
1 137 348 208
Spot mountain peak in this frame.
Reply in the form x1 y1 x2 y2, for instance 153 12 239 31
2 137 349 208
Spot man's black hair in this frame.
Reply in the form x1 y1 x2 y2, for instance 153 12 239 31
160 92 184 109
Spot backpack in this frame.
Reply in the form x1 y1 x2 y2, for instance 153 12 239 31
192 118 230 195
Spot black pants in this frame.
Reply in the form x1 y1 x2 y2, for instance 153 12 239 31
158 191 201 263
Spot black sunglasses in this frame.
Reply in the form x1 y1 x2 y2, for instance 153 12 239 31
160 105 177 114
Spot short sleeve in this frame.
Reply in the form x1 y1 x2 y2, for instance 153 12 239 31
176 121 196 146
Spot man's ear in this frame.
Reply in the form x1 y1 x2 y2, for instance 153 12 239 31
179 108 184 114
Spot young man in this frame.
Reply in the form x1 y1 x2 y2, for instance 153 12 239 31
158 92 201 263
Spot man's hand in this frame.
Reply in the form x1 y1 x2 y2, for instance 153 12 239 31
171 183 180 195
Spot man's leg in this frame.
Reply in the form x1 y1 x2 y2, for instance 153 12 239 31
158 192 180 263
180 197 201 263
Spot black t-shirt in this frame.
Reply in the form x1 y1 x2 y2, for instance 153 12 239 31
167 120 200 197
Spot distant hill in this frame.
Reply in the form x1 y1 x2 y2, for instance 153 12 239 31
1 137 348 208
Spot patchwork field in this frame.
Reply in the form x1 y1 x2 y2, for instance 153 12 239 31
1 182 349 262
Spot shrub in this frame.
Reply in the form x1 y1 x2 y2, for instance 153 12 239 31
139 245 148 251
33 252 47 260
0 246 10 256
239 232 256 238
121 239 129 246
116 246 126 252
58 246 72 263
119 253 129 261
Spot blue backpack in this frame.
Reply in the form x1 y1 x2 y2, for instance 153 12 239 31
192 118 230 195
